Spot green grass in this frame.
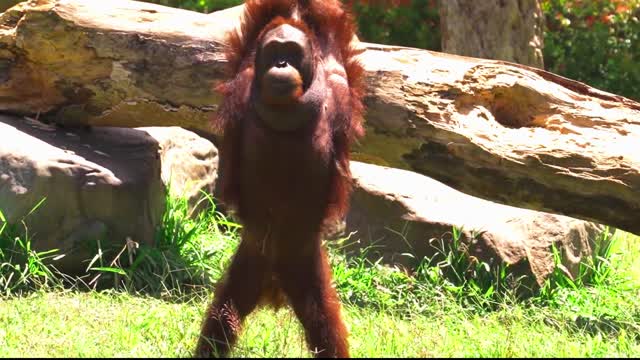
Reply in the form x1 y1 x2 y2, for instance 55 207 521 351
1 194 640 357
0 199 67 295
1 282 639 357
78 193 240 298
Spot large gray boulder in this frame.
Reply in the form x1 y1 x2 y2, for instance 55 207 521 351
143 126 218 213
340 161 607 286
0 113 607 286
0 115 217 273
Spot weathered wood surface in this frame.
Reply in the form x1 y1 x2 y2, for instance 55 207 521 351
0 0 638 234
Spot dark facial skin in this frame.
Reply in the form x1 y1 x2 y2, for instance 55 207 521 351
254 24 324 131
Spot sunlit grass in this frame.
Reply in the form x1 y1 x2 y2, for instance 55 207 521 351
1 193 639 357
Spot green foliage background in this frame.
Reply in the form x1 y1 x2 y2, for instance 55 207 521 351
143 0 640 101
542 0 640 101
141 0 242 12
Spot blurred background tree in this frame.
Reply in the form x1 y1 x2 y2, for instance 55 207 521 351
439 0 545 68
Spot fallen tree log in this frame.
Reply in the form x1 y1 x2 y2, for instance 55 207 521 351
0 0 638 235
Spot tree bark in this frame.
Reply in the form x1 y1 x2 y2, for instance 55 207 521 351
0 0 639 235
440 0 545 68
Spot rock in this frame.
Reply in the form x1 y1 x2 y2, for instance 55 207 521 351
0 115 217 273
141 126 218 214
2 0 640 236
339 161 607 286
0 112 606 286
0 0 640 234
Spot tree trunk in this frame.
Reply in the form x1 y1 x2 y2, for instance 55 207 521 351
0 0 639 235
440 0 545 68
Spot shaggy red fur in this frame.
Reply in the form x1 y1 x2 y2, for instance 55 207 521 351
196 1 365 357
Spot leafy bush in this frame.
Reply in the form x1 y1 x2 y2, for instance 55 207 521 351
542 0 640 100
138 0 242 12
346 0 441 51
